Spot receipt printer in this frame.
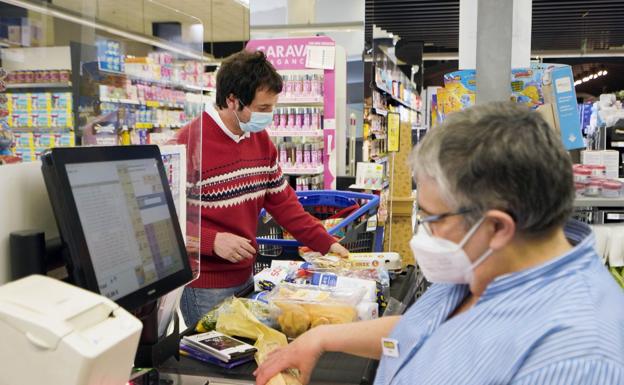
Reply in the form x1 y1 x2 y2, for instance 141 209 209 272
0 275 143 385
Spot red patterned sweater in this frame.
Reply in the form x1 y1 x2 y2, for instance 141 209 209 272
177 110 336 288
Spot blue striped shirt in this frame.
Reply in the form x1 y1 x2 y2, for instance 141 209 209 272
375 220 624 385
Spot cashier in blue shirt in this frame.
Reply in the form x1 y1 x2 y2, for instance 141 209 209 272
254 102 624 385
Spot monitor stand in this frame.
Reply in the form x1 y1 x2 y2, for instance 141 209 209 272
133 300 182 368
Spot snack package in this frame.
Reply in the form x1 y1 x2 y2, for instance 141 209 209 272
268 283 363 338
196 296 277 333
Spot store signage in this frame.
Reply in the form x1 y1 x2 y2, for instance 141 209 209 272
387 112 400 152
247 36 335 70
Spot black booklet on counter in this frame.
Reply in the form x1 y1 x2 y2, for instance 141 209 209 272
181 331 257 363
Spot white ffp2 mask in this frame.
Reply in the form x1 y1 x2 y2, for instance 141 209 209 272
410 217 492 284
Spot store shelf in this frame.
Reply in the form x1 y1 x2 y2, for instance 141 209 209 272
574 196 624 207
349 180 389 191
98 69 209 92
100 96 184 109
277 96 324 105
11 126 73 132
281 165 324 175
134 122 185 129
6 82 72 89
267 129 323 137
371 107 388 116
371 156 388 164
374 82 416 111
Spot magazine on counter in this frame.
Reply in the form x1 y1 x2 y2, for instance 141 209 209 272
182 331 257 362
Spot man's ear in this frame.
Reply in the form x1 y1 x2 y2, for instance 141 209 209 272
226 94 238 109
485 210 516 251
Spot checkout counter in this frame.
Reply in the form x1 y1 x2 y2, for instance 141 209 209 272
0 146 425 385
150 268 422 385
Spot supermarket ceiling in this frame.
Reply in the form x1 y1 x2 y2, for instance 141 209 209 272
50 0 249 42
366 0 624 52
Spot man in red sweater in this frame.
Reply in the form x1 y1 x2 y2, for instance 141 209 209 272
177 50 349 327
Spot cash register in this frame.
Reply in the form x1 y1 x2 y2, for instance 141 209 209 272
0 145 194 385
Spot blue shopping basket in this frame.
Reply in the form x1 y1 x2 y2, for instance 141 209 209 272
255 190 380 273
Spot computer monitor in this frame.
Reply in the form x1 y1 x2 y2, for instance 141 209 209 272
41 145 193 311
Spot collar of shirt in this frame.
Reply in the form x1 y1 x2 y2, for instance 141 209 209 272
479 219 595 301
205 103 250 143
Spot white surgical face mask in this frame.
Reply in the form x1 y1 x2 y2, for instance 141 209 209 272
233 100 273 133
410 217 492 284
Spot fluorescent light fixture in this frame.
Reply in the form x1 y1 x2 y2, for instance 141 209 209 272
2 0 214 62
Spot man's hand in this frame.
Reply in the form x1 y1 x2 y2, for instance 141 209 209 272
329 242 349 258
254 327 325 385
214 232 256 263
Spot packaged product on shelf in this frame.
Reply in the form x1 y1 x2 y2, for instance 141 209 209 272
13 131 33 147
601 180 623 198
51 92 72 109
8 93 28 111
29 93 49 110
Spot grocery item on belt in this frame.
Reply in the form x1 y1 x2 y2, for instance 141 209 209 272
196 296 277 333
268 283 363 338
347 252 402 272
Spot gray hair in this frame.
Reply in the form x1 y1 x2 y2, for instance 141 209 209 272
411 102 574 235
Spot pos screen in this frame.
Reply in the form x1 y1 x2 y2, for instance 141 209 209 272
41 146 192 310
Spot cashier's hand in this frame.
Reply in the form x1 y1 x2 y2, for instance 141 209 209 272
329 242 349 258
214 232 256 263
254 328 325 385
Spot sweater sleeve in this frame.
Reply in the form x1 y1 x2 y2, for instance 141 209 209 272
263 146 337 254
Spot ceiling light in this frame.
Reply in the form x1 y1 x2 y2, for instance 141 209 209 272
583 76 590 82
604 70 609 75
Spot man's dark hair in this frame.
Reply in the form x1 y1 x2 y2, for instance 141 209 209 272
215 50 283 110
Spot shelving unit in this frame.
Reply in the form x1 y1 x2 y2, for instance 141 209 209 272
276 97 324 106
281 164 325 175
374 81 417 111
7 82 72 89
100 96 185 110
574 197 624 207
98 68 210 93
267 129 323 137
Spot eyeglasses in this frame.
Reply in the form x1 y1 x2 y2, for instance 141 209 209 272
414 207 474 236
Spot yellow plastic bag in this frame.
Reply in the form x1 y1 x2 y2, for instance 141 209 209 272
215 298 302 385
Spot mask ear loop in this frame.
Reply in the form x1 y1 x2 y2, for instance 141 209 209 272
232 99 247 126
458 216 486 247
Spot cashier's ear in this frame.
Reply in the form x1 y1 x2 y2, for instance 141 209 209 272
483 210 516 250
